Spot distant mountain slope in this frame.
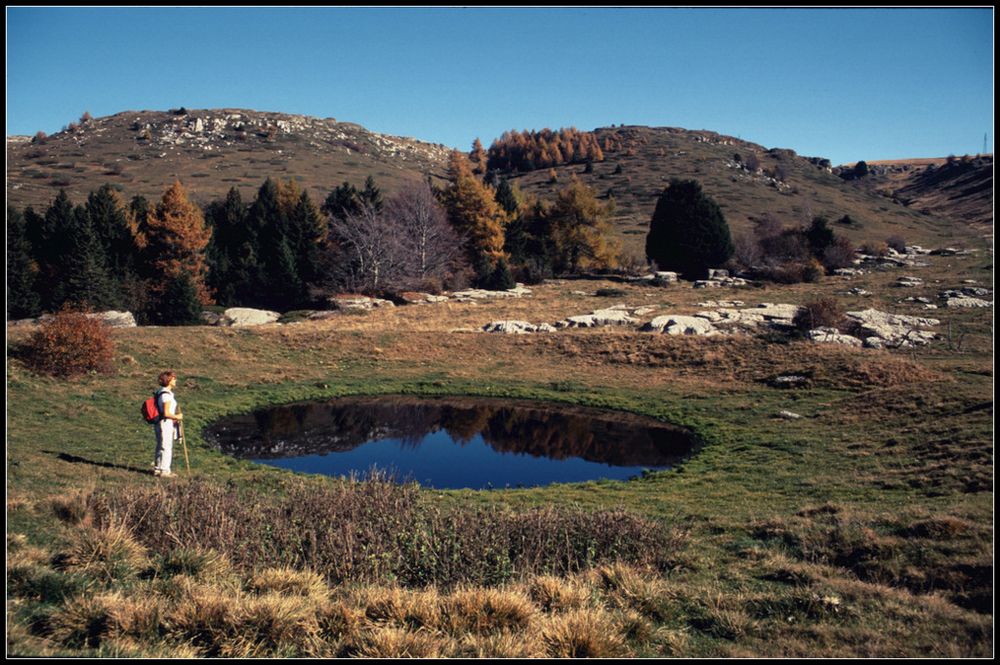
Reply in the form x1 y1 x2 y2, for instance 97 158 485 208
6 108 452 211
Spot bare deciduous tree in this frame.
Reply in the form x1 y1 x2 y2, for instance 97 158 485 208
331 203 406 293
385 181 463 287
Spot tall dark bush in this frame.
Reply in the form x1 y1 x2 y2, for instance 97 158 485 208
645 179 734 279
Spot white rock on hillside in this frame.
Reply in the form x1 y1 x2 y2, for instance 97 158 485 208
806 327 863 346
88 311 137 327
944 296 993 308
557 308 638 328
329 296 395 311
642 315 718 336
482 320 555 334
219 308 282 326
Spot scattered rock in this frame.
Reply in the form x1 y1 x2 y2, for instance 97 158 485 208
482 320 554 334
770 375 810 388
642 315 718 336
397 291 449 305
217 307 282 326
806 327 863 346
834 268 865 276
944 296 993 308
450 284 532 301
329 295 395 311
894 276 924 287
557 308 638 328
847 287 871 296
776 410 803 420
88 310 137 327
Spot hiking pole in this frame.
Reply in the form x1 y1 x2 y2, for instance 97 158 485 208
178 419 190 473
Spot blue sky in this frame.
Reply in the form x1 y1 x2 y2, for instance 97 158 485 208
6 7 993 165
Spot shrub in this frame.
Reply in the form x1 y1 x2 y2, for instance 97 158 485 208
23 309 115 378
793 297 846 332
646 179 734 279
860 241 890 257
822 236 857 270
886 234 907 253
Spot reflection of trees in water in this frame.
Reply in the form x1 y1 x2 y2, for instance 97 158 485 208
206 397 697 467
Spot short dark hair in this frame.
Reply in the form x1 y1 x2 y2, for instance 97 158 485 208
158 371 176 387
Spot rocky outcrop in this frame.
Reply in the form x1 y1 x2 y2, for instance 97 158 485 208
209 307 282 327
642 315 718 336
806 327 864 346
451 285 532 302
88 311 137 327
328 295 395 311
482 320 556 334
556 308 638 329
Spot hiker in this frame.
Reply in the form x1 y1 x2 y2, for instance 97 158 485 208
152 370 183 477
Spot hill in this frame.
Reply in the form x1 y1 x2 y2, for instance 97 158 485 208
851 156 993 237
7 112 989 258
505 126 986 257
6 108 452 211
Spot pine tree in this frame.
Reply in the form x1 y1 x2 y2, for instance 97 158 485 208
322 181 362 223
204 187 248 305
360 175 384 212
646 179 734 279
6 208 41 319
151 272 203 325
61 205 120 311
35 190 78 309
145 180 213 304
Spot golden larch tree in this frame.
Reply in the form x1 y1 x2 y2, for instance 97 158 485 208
145 180 213 304
440 151 507 261
548 177 620 273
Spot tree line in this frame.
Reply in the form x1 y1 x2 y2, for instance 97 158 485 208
7 153 624 324
479 128 606 173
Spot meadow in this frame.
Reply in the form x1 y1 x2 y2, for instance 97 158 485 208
6 243 993 657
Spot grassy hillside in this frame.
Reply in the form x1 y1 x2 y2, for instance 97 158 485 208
6 109 452 212
7 240 993 656
509 126 981 258
9 113 987 263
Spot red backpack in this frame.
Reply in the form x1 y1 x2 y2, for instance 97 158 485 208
141 392 163 424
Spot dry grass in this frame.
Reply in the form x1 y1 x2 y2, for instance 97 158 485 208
60 522 148 583
540 607 629 658
439 586 536 636
248 567 329 601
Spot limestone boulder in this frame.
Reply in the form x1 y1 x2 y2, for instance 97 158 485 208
807 327 863 347
88 311 137 327
482 320 554 334
557 308 638 328
642 315 718 336
220 307 281 327
329 295 395 311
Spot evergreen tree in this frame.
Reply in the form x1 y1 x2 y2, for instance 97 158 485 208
645 179 734 279
360 175 384 212
36 190 78 309
805 216 835 259
6 208 41 319
204 187 249 306
151 272 203 325
61 205 120 311
322 181 362 223
494 179 520 215
484 256 516 290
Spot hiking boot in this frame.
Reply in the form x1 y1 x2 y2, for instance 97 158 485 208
152 468 162 477
159 471 174 478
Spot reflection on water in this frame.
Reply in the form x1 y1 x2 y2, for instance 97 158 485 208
204 396 701 489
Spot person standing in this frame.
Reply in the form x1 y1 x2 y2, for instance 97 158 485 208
152 370 183 477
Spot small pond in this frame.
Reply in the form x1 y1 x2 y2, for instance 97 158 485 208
204 395 701 490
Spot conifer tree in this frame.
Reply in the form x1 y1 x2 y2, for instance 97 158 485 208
144 180 213 304
322 181 362 223
150 272 203 326
470 138 488 175
6 208 41 319
645 179 734 279
547 178 619 273
204 187 249 306
439 151 508 264
360 175 384 212
61 205 120 311
35 190 78 309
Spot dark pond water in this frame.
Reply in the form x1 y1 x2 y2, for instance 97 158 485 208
204 396 701 490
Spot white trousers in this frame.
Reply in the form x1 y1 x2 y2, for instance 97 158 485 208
154 419 176 473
